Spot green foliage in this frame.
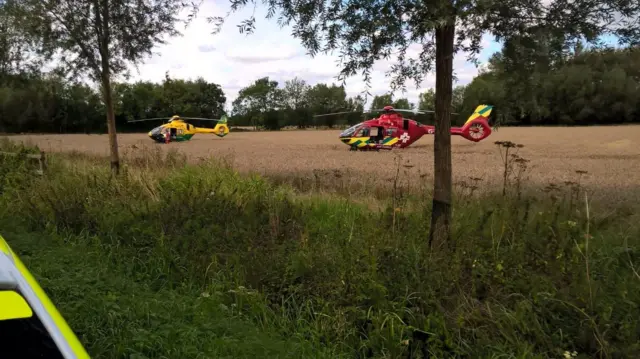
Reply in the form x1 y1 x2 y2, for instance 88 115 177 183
369 94 393 111
1 144 638 358
6 231 341 358
306 83 349 128
231 77 364 129
0 138 41 195
393 97 412 110
464 47 640 125
3 18 640 133
368 94 418 112
0 74 104 132
4 0 199 81
417 86 466 124
4 0 204 170
233 77 282 116
0 72 227 133
212 0 639 93
115 72 227 121
282 77 310 110
3 45 640 132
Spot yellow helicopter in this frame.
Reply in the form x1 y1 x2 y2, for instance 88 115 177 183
128 114 230 143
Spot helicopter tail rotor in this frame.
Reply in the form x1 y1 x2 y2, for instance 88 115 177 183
451 117 492 142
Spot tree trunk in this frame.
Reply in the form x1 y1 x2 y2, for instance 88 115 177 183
96 0 119 174
102 72 120 174
429 22 455 250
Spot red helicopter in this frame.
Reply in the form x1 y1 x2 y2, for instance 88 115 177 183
315 104 493 150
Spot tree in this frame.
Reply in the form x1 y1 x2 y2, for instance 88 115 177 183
418 89 436 112
6 0 200 173
344 94 365 125
418 87 463 124
282 77 311 128
0 4 23 78
211 0 640 248
282 77 310 110
189 78 227 118
233 77 282 129
306 83 348 127
0 2 43 81
393 97 413 110
159 73 227 118
114 81 163 122
369 94 393 111
462 45 640 126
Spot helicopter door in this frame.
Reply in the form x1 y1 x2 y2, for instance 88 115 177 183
170 128 177 140
403 119 410 131
370 126 385 143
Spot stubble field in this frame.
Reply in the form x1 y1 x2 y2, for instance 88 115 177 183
5 125 640 205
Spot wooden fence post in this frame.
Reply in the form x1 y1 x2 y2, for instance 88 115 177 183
40 151 46 173
0 150 46 176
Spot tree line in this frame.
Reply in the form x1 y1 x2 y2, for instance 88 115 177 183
0 71 227 133
463 44 640 126
2 45 638 133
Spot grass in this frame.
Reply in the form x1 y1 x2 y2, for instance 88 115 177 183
6 231 338 359
0 138 639 358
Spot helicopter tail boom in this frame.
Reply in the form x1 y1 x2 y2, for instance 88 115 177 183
195 123 229 137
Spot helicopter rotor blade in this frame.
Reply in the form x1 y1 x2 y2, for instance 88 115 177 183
313 111 360 117
392 108 431 114
127 118 169 123
178 117 222 121
391 109 459 115
369 108 429 114
127 116 227 123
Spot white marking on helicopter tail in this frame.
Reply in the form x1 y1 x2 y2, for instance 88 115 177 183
470 123 484 139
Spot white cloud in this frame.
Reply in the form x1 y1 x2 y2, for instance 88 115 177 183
127 1 502 111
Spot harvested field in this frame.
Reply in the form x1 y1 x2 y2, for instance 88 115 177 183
5 125 640 205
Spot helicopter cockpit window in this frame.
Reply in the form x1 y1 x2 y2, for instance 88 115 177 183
150 126 163 135
340 123 361 137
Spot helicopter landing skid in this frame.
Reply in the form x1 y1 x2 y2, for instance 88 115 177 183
349 144 393 152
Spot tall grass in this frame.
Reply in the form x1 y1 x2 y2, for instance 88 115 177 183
0 139 638 358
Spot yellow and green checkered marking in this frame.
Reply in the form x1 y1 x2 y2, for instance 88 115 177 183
464 104 494 125
341 136 399 148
